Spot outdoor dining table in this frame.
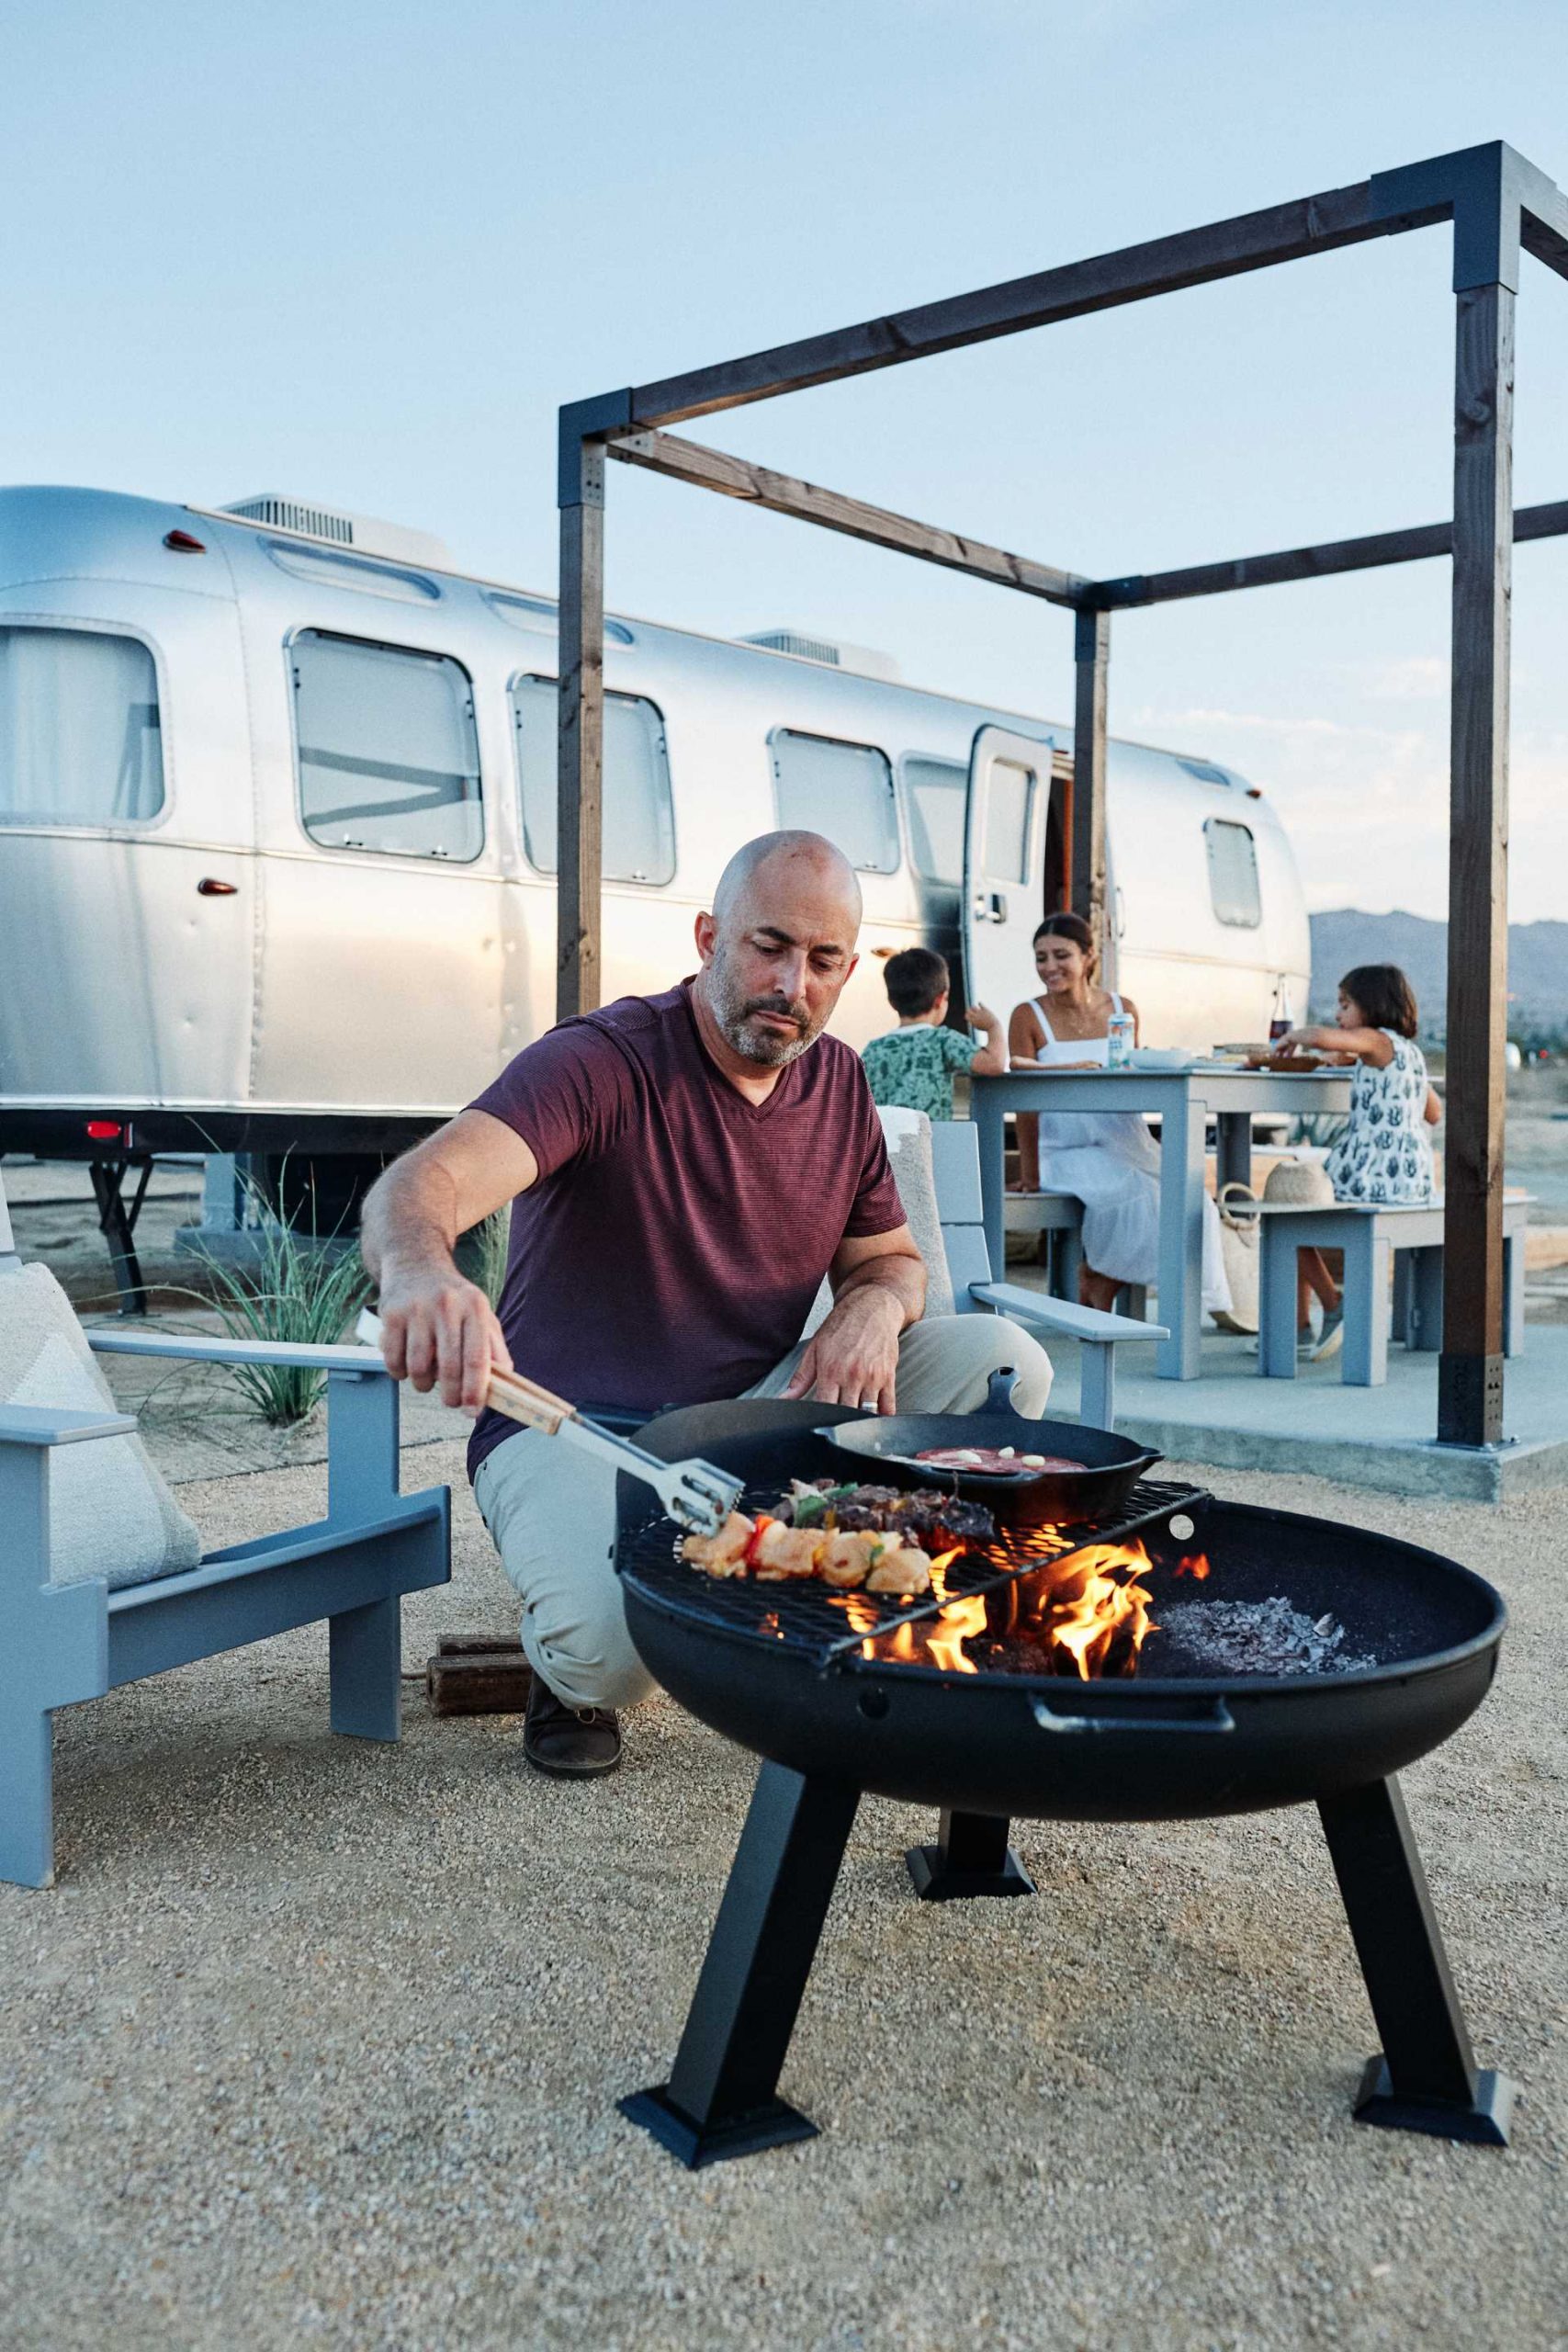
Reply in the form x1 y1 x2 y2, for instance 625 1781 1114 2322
970 1066 1354 1379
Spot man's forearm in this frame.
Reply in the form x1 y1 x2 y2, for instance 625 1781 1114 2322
360 1162 461 1288
833 1250 926 1331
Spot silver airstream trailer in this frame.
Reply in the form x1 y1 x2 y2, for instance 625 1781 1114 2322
0 484 1309 1196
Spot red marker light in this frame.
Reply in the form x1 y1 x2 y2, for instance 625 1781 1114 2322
197 876 238 896
164 528 206 553
85 1120 122 1141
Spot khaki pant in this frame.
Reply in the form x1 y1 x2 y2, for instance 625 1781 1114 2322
473 1313 1053 1713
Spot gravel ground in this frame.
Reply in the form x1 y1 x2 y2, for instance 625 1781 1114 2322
1 1444 1563 2352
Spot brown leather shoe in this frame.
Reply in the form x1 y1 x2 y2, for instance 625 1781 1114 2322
523 1676 622 1778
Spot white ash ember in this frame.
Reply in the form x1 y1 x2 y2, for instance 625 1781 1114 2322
1154 1598 1375 1677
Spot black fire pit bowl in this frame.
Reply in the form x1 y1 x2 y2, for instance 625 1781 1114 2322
817 1372 1159 1527
613 1399 1516 2166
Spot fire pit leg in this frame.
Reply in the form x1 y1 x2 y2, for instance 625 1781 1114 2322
906 1811 1034 1901
620 1760 859 2167
1317 1777 1515 2147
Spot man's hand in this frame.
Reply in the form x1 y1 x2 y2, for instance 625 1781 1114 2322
376 1266 513 1414
360 1111 536 1414
782 1285 904 1414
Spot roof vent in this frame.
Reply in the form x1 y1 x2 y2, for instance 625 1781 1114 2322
218 493 454 570
1178 759 1233 788
740 628 900 683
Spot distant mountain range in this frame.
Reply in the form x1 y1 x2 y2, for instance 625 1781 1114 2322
1309 910 1568 1040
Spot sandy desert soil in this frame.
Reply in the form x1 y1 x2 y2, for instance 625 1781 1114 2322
0 1441 1562 2352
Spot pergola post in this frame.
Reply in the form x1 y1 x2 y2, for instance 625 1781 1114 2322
1438 178 1517 1446
556 394 631 1023
1071 607 1111 959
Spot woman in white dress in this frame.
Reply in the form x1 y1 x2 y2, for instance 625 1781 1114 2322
1008 913 1232 1319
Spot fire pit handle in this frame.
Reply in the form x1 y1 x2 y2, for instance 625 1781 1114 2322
1031 1696 1235 1736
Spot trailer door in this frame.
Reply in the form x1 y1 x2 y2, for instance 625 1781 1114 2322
964 726 1054 1015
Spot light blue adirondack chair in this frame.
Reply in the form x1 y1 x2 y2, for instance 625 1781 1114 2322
904 1116 1166 1430
0 1169 449 1888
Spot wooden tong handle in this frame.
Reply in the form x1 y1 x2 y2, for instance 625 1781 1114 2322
355 1313 576 1438
483 1362 577 1437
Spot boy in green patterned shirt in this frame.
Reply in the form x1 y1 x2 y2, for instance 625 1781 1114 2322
861 948 1007 1120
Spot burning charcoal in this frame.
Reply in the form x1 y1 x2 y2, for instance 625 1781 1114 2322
1153 1598 1377 1678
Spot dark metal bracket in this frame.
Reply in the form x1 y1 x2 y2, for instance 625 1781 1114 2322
620 1761 858 2168
89 1158 153 1317
906 1809 1035 1901
1318 1775 1515 2146
624 1764 1514 2167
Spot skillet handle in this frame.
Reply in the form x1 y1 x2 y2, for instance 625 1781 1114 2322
985 1366 1020 1414
1031 1696 1235 1736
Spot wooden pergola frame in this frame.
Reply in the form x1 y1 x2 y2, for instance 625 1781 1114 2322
557 139 1568 1451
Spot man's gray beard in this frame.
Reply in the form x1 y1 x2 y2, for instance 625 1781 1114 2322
702 947 823 1069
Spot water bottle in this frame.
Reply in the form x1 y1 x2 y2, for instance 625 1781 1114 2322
1106 1010 1134 1069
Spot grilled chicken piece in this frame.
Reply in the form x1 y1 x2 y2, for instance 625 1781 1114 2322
752 1522 825 1581
865 1544 933 1597
680 1512 754 1577
818 1531 882 1589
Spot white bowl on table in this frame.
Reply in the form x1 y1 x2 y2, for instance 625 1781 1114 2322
1127 1046 1194 1071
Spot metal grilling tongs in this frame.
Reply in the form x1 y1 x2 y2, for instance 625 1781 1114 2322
356 1312 741 1536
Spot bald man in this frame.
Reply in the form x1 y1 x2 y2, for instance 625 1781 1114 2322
361 830 1051 1777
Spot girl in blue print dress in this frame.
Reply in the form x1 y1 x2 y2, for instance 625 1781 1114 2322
1277 964 1442 1359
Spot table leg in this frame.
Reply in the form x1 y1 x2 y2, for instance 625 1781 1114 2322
1259 1221 1300 1379
1392 1250 1413 1346
1156 1098 1206 1379
1411 1246 1444 1352
974 1087 1007 1286
1215 1111 1252 1195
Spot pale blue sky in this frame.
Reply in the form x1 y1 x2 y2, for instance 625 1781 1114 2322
5 0 1566 916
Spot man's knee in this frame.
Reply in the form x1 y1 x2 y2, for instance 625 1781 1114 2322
897 1313 1054 1416
960 1315 1054 1416
529 1617 655 1713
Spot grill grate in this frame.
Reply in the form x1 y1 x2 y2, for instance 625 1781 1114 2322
618 1477 1206 1670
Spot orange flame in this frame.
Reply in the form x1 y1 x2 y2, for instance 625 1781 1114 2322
1030 1539 1157 1679
1175 1552 1212 1581
858 1535 1158 1680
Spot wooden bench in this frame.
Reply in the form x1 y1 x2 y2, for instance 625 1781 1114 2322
1257 1195 1529 1385
1002 1188 1148 1322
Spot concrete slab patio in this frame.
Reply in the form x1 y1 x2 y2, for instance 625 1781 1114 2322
0 1441 1562 2351
1032 1317 1568 1501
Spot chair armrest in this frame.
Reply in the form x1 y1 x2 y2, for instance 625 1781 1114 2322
969 1282 1168 1344
89 1332 387 1373
0 1403 138 1446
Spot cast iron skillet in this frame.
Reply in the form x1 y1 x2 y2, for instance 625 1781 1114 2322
816 1376 1160 1530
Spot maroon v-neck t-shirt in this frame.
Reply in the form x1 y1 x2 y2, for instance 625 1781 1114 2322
465 982 906 1479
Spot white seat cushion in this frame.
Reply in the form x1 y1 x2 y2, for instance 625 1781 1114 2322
801 1106 955 1339
0 1265 201 1589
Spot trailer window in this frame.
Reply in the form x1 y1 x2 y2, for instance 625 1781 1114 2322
511 677 676 884
771 730 898 874
1204 819 1262 928
901 755 965 881
984 759 1038 886
0 626 163 825
291 632 482 860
